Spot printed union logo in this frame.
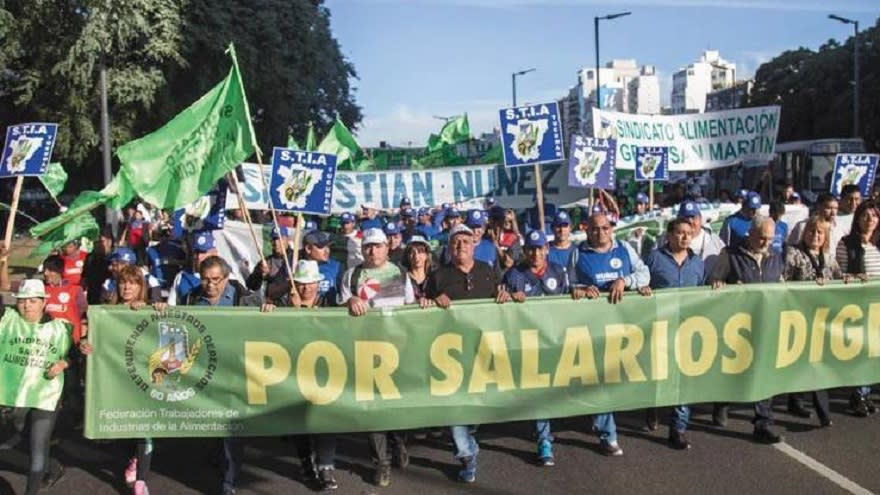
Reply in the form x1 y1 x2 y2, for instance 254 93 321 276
609 257 623 270
125 311 217 403
546 278 558 291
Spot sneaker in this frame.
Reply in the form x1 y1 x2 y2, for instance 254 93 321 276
318 467 338 491
752 427 783 444
133 480 149 495
668 430 691 450
537 440 555 466
124 457 138 485
458 456 477 483
373 464 391 487
599 440 624 457
849 393 870 417
392 444 410 469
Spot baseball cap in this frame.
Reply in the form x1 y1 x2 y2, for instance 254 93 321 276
737 188 749 200
399 197 412 208
270 226 287 240
303 230 332 248
449 224 474 238
791 192 801 200
401 207 416 218
15 279 47 299
362 228 388 245
109 247 137 265
485 196 497 207
192 231 215 252
678 200 701 218
465 209 487 228
441 202 451 210
745 192 762 209
340 212 355 224
383 222 401 236
292 260 324 284
552 211 571 227
417 207 431 217
525 229 547 249
407 235 431 249
636 192 649 204
445 207 461 219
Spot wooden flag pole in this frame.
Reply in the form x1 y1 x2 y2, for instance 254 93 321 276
292 213 304 268
227 173 267 269
648 179 655 211
253 151 294 286
1 176 24 291
534 164 546 232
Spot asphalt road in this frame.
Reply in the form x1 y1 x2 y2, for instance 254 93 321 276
2 389 879 495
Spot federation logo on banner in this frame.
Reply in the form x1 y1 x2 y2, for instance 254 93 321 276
567 135 616 190
173 179 228 237
269 148 337 215
830 154 880 197
499 102 564 168
0 123 58 177
635 147 669 182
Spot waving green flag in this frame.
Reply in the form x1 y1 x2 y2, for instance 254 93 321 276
39 162 68 199
116 44 256 209
29 174 135 238
428 114 470 153
318 118 369 171
305 123 317 151
287 134 300 150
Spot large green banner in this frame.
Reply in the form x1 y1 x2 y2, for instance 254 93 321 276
85 282 880 439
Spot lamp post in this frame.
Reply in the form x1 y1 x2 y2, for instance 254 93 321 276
511 68 536 107
829 14 860 138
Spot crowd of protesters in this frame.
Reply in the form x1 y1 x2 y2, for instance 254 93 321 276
0 181 878 494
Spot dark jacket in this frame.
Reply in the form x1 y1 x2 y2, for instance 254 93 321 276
184 279 263 307
725 246 784 284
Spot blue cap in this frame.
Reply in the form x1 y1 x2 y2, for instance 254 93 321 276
401 207 415 218
270 226 287 239
746 192 762 209
791 192 800 200
109 247 136 265
192 231 215 252
417 207 431 217
525 229 547 248
383 222 401 236
444 207 460 219
399 197 411 208
340 212 355 224
678 200 701 218
737 188 749 199
441 202 451 210
636 192 649 204
552 211 571 227
465 209 487 228
486 196 497 207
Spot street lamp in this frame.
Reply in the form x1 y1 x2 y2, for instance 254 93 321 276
594 12 631 112
828 14 860 138
512 68 536 106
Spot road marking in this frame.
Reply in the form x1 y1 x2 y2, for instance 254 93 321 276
774 442 875 495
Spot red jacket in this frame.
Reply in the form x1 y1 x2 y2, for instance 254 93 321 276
45 281 87 344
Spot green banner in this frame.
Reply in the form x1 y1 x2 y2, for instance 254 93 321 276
85 282 880 439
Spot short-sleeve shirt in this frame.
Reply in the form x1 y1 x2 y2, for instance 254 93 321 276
426 261 498 301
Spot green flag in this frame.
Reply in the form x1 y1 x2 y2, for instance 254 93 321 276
29 174 134 238
39 162 68 199
287 134 300 149
480 145 503 164
305 123 317 151
0 310 72 411
31 208 99 257
116 44 256 209
318 119 368 171
428 115 470 153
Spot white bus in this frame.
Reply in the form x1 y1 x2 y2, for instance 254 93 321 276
773 138 866 196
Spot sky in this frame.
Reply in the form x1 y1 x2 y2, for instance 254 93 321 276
323 0 877 148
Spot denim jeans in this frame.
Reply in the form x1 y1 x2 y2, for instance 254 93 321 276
293 434 337 469
592 413 617 443
223 438 244 490
669 406 690 433
535 420 552 444
450 425 478 459
368 431 406 466
858 385 872 398
753 398 774 430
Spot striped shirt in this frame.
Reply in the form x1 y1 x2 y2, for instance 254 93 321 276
835 240 880 277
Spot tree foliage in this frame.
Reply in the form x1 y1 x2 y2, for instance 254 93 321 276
750 18 880 151
0 0 361 187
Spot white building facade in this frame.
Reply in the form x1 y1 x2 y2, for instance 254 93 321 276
671 50 736 114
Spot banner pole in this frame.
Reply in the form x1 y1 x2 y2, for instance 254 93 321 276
534 164 546 232
253 151 294 286
228 173 267 269
1 175 23 291
649 179 655 211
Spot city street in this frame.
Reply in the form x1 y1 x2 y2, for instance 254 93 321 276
2 390 878 494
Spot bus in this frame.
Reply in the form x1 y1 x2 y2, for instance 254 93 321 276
772 138 866 197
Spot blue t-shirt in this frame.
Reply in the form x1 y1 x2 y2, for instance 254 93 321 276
548 244 576 269
504 262 569 296
771 220 788 255
318 259 341 306
572 243 633 291
474 238 498 268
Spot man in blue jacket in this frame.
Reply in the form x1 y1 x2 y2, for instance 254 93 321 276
720 191 761 249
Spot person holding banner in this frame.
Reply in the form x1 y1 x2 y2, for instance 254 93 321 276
568 212 651 456
657 200 726 277
834 200 880 417
167 231 218 306
261 260 340 491
424 223 510 483
337 228 414 487
468 210 499 270
645 218 706 449
503 229 569 466
710 214 785 444
719 191 761 250
100 248 162 304
836 184 862 240
0 280 70 495
783 215 843 426
787 193 841 249
301 230 341 307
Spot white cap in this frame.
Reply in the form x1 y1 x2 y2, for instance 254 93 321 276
15 279 47 299
449 224 474 238
362 228 388 245
293 260 325 284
